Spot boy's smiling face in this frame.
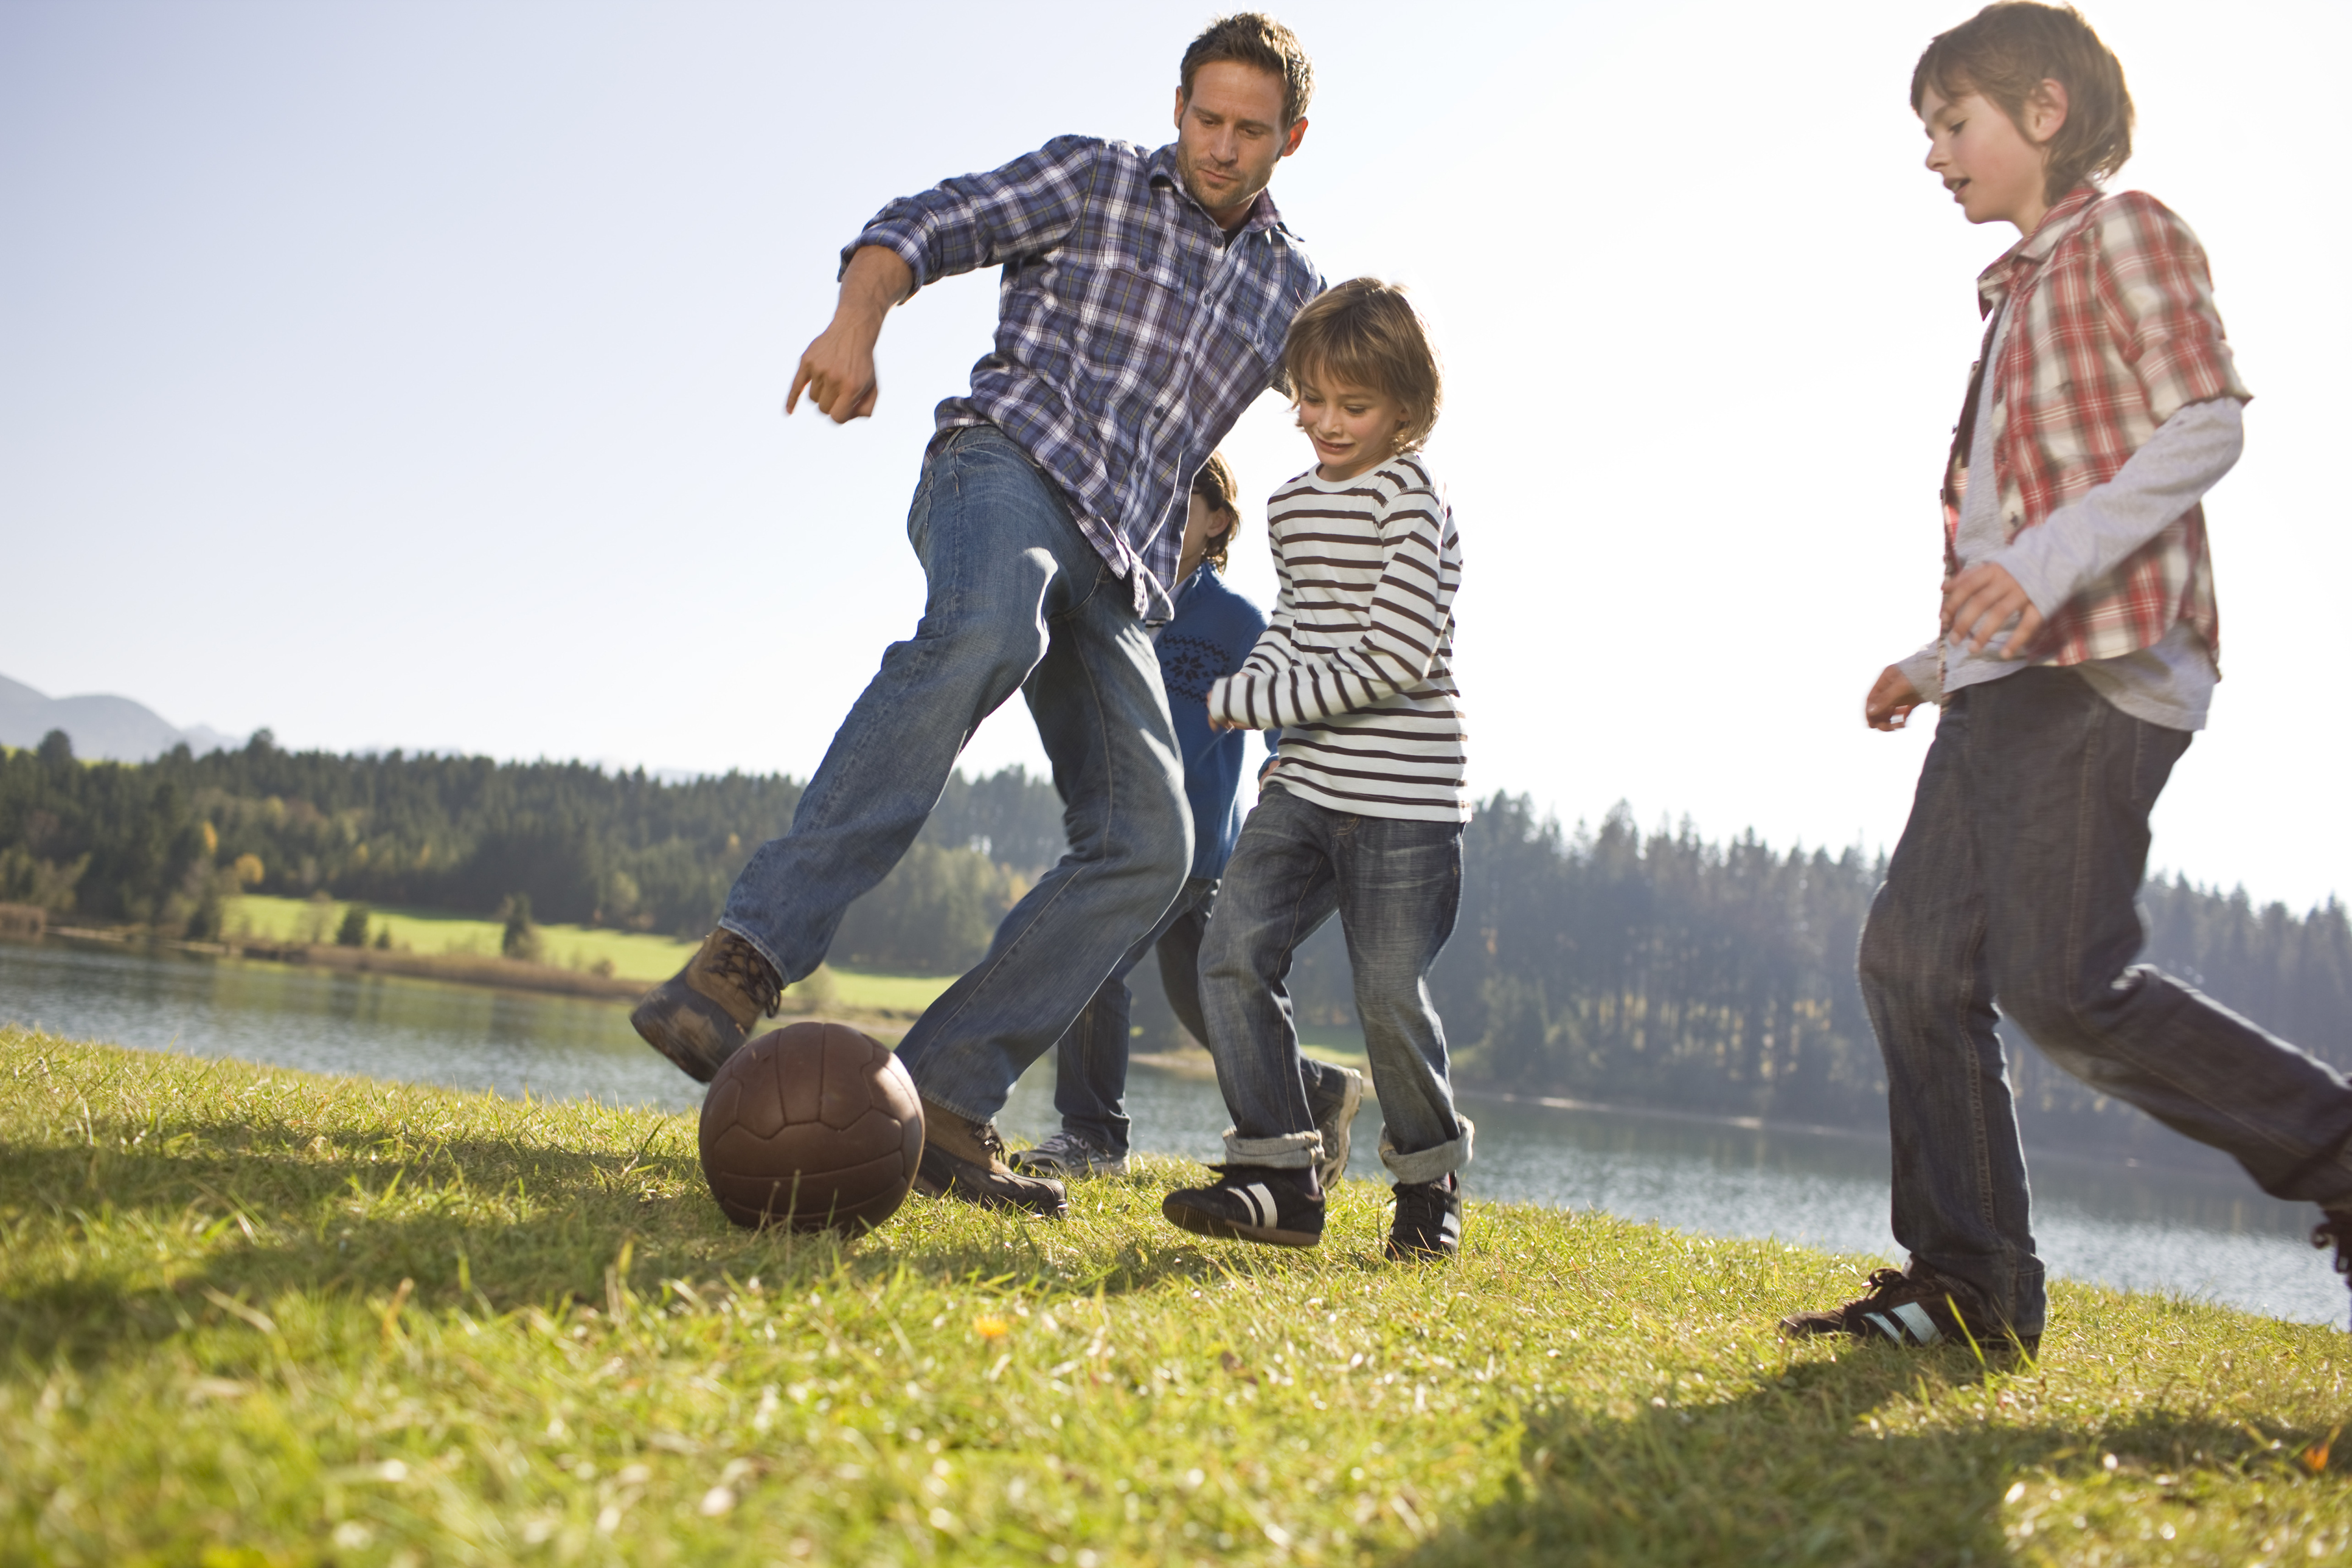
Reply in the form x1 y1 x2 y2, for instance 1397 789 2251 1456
1294 369 1410 483
1920 80 2067 235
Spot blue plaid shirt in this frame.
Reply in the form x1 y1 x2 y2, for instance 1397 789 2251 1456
847 136 1323 621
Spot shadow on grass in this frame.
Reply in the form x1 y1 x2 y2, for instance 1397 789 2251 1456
1392 1350 2334 1566
0 1118 1230 1370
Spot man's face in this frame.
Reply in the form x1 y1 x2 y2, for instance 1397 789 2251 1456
1173 61 1306 227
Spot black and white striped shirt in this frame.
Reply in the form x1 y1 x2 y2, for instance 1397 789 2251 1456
1207 455 1468 822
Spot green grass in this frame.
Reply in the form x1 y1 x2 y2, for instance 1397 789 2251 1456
4 1029 2348 1566
221 897 954 1015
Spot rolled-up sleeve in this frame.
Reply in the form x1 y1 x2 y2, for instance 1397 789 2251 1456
840 135 1101 293
2094 192 2253 426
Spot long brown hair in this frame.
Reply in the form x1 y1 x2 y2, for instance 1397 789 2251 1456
1190 452 1241 572
1912 4 2134 205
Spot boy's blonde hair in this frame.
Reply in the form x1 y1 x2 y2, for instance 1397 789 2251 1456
1282 279 1443 455
1190 451 1241 572
1912 3 2133 206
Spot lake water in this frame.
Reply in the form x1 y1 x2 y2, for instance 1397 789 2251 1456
4 937 2343 1327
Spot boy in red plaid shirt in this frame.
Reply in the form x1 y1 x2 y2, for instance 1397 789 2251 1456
1781 2 2352 1351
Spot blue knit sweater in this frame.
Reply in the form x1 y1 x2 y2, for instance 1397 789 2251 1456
1157 566 1274 879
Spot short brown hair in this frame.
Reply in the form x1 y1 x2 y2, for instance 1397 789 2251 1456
1190 451 1241 572
1180 13 1313 127
1282 279 1443 454
1912 3 2133 205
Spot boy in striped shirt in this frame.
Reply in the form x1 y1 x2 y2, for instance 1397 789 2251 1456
1161 278 1474 1261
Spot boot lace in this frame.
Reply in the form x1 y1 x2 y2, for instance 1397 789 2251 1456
710 934 782 1017
1854 1267 1915 1302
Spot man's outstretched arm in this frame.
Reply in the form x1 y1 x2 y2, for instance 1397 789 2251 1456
786 246 914 425
785 136 1102 426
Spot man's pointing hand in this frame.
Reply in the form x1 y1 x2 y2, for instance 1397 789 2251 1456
785 246 914 425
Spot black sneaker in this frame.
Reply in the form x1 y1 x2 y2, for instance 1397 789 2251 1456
912 1100 1068 1219
1307 1066 1365 1190
1162 1166 1324 1248
1779 1265 2038 1353
2312 1209 2352 1317
1386 1172 1462 1260
1010 1130 1128 1179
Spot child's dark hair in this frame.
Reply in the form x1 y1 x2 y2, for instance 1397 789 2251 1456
1282 279 1443 454
1190 451 1241 572
1913 3 2133 204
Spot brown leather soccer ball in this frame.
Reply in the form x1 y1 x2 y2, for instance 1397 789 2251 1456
697 1022 924 1235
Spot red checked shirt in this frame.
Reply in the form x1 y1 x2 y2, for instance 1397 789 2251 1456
1946 185 2252 666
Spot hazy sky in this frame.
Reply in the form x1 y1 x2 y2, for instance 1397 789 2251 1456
4 1 2343 910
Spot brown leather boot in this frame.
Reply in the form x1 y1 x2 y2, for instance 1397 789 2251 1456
630 928 782 1083
914 1098 1068 1218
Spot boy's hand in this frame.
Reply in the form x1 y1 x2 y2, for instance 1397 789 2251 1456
1865 665 1923 731
1941 562 2045 657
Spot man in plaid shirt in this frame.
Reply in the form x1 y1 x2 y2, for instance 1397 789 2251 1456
1783 2 2352 1351
631 15 1324 1218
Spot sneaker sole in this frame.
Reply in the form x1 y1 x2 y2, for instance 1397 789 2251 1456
1160 1196 1320 1249
1009 1154 1128 1180
1315 1070 1365 1189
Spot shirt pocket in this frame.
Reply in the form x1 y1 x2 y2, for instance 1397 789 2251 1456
1065 258 1189 427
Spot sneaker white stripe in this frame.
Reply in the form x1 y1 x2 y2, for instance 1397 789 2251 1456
1238 1183 1275 1230
1440 1213 1461 1241
1891 1302 1943 1345
1863 1311 1905 1344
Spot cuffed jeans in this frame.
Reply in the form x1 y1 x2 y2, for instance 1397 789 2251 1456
1862 667 2352 1334
1200 784 1472 1184
718 425 1190 1124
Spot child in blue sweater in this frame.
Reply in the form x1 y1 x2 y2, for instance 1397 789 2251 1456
1015 456 1367 1181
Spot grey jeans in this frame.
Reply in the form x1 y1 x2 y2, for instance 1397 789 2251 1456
1861 667 2352 1333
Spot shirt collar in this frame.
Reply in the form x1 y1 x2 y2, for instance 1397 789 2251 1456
1976 183 2103 316
1147 142 1294 240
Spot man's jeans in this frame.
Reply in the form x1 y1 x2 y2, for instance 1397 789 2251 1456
1052 875 1217 1159
719 426 1190 1124
1055 874 1358 1160
1862 667 2352 1334
1199 785 1473 1184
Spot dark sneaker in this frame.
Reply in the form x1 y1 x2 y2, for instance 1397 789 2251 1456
1386 1172 1463 1260
1779 1265 2038 1353
1308 1066 1365 1190
1010 1130 1128 1179
1162 1166 1325 1248
630 929 782 1082
2311 1209 2352 1317
913 1100 1069 1218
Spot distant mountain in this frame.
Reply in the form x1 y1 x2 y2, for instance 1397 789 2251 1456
0 673 246 762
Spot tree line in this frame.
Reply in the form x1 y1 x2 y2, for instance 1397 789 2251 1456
5 730 2345 1160
0 730 1058 973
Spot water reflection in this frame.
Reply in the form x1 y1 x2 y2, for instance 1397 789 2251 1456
4 938 2342 1325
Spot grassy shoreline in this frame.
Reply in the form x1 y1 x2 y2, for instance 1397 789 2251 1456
26 892 960 1033
5 1030 2349 1565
